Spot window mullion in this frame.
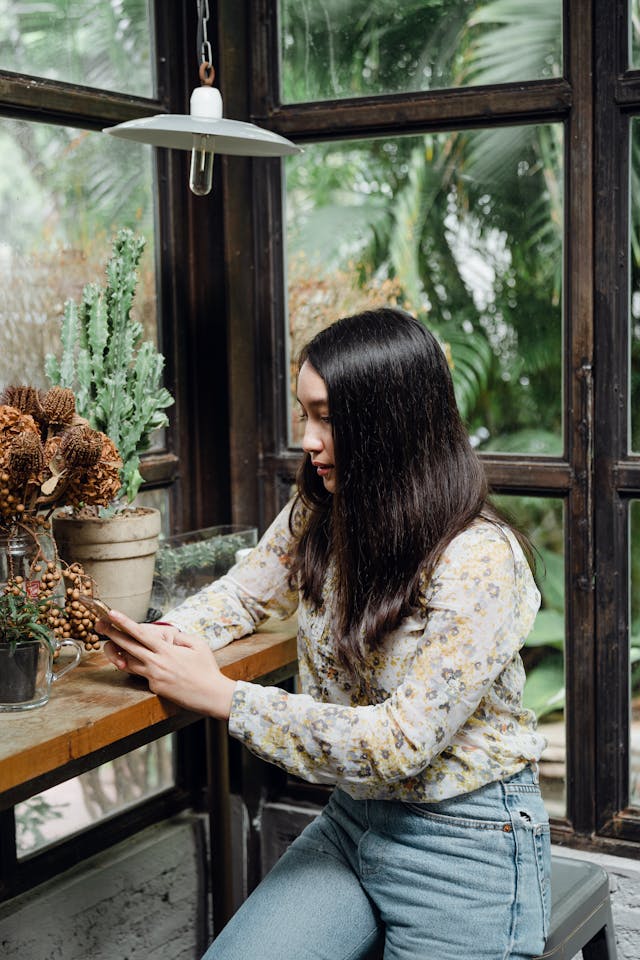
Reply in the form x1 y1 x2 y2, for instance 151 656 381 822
593 0 632 831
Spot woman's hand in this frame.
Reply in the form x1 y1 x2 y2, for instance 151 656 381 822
98 610 237 719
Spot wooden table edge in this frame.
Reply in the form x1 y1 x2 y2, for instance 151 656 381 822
0 621 298 802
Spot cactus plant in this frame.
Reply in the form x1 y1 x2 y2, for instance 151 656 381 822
45 229 174 506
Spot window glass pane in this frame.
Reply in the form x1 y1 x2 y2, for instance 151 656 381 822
279 0 562 103
492 495 565 817
15 735 174 857
286 127 563 454
136 487 172 540
631 0 640 68
630 501 640 809
630 118 640 451
0 118 157 391
0 0 153 98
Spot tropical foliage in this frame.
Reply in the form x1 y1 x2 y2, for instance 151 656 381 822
0 0 156 394
0 0 151 96
279 0 560 103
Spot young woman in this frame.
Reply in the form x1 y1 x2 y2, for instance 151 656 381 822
100 308 550 960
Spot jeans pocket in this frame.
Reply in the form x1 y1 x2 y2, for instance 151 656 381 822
403 802 509 830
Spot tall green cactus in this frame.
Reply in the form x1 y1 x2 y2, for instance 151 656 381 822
45 229 174 504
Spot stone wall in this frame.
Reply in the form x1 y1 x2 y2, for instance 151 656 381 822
0 813 210 960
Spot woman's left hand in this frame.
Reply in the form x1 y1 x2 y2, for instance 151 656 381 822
98 609 237 719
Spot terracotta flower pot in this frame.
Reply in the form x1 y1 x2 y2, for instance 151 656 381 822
53 507 161 621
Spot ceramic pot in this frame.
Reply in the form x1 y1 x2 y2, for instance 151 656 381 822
53 507 161 621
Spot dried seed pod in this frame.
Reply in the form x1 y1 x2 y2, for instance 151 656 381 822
60 425 103 468
60 432 122 508
0 405 40 441
0 386 43 419
8 431 45 482
39 386 76 426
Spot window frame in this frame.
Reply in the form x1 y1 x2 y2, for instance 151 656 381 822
0 1 234 897
2 0 639 896
217 0 640 854
593 0 640 847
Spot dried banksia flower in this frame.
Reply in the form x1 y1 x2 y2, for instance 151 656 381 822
0 407 42 518
62 433 122 508
60 425 103 468
0 405 41 442
0 386 43 419
40 386 76 426
43 434 63 462
8 432 45 481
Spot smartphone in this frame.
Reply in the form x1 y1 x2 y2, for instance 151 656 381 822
77 596 129 633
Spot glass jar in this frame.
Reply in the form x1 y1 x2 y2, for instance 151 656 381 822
0 528 38 593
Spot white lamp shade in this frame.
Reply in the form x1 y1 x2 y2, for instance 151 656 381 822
104 113 301 157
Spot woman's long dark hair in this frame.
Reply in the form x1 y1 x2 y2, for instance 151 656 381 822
291 308 491 672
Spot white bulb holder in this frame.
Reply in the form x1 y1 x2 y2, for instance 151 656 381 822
190 84 223 120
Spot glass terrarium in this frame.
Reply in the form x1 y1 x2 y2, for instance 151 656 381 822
151 525 258 614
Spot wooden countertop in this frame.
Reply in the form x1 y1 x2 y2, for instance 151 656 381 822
0 618 298 807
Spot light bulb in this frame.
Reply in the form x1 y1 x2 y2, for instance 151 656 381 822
189 136 214 196
187 84 222 198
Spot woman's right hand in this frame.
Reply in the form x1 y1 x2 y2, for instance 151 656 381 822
98 610 238 719
101 620 183 670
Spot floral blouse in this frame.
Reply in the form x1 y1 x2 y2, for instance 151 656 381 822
164 500 545 801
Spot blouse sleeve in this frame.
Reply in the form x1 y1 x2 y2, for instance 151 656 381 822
160 500 300 650
227 523 540 786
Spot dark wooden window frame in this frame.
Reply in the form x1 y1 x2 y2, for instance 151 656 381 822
0 2 237 898
2 0 639 896
215 0 640 857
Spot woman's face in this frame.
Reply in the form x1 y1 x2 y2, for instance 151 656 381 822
297 360 336 493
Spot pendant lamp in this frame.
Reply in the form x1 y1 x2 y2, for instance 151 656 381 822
103 0 301 196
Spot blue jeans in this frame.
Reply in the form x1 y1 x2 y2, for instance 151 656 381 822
203 766 550 960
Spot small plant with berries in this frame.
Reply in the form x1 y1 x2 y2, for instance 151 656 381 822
0 589 54 655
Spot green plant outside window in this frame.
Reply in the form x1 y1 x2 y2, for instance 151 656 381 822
279 0 562 103
0 119 157 394
285 126 563 457
0 0 153 97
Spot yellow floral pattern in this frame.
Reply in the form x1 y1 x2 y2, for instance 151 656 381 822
165 500 545 801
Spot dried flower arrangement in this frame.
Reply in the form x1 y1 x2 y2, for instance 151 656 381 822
0 382 124 651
